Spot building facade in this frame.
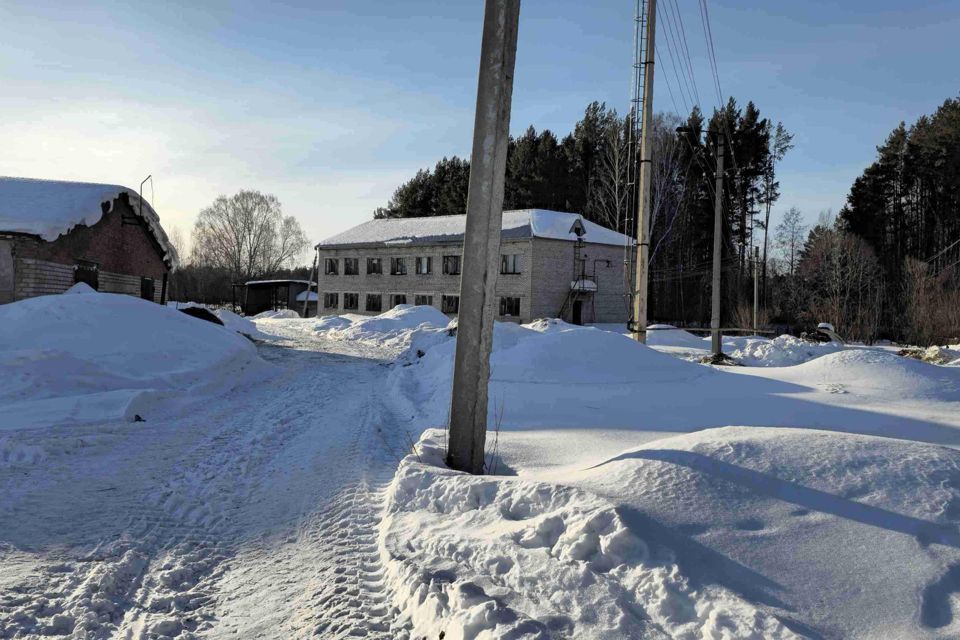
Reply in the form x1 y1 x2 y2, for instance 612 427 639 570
0 177 178 305
316 210 634 325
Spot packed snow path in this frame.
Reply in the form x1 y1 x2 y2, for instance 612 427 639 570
0 324 409 638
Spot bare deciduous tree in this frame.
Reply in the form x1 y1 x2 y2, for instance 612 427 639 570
775 206 806 278
190 190 309 280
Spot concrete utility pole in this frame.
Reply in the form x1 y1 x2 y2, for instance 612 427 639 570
447 0 521 475
632 0 657 343
711 134 725 355
752 245 759 335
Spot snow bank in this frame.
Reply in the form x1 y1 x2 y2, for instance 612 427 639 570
168 301 272 339
380 430 800 640
645 324 709 349
389 320 711 429
253 308 301 320
0 291 269 429
316 305 453 352
728 334 843 367
558 426 960 639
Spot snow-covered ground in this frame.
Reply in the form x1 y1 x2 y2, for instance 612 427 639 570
4 296 960 639
0 294 412 638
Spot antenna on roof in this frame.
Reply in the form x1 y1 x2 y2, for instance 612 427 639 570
139 174 152 220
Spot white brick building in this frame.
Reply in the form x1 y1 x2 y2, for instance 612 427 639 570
315 210 636 325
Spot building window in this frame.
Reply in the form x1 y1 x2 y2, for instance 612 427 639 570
367 258 382 275
344 258 359 275
343 292 359 310
500 254 521 274
415 256 432 275
75 260 99 290
441 295 460 314
366 293 383 312
415 294 433 306
499 296 521 317
323 292 339 309
391 293 407 307
325 258 339 275
390 257 407 275
442 255 461 275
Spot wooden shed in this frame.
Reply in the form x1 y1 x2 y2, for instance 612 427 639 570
0 177 178 304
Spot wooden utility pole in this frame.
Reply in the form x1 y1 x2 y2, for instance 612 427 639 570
632 0 657 342
711 134 725 355
447 0 520 475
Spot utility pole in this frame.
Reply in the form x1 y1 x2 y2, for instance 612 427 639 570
631 0 657 342
447 0 520 475
711 134 725 356
752 245 759 335
302 249 317 318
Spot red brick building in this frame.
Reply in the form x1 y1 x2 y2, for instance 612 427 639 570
0 177 179 304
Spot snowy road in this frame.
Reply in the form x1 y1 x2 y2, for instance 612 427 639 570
0 323 409 639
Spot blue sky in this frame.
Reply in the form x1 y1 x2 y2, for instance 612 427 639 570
1 1 957 255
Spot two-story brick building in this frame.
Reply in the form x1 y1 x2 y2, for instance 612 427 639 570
315 209 635 325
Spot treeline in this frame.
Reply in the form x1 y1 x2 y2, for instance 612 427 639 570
836 95 960 342
375 99 793 329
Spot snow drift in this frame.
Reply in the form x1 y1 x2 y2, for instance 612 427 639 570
0 290 269 429
316 305 452 352
380 430 801 639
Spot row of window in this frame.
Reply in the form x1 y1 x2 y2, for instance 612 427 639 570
322 292 522 316
324 254 522 276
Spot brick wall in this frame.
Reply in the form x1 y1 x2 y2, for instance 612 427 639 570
1 192 169 305
529 239 634 324
317 239 534 321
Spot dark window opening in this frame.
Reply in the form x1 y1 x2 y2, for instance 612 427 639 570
344 258 359 275
75 260 99 290
323 292 339 309
366 293 383 312
415 294 433 306
442 255 461 275
140 277 155 301
390 257 407 275
391 294 407 307
441 295 459 314
367 258 382 275
499 296 521 317
325 258 339 275
343 292 359 310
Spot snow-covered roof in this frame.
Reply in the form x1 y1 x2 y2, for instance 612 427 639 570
244 279 315 286
295 290 318 302
0 176 179 269
317 209 633 249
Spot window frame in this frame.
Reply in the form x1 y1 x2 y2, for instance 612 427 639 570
441 294 460 314
499 296 521 317
390 257 408 276
366 257 382 275
415 256 433 275
343 257 359 275
391 293 407 307
366 293 383 313
323 292 339 309
442 255 461 275
343 292 359 310
414 294 433 306
324 258 339 276
500 253 521 275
